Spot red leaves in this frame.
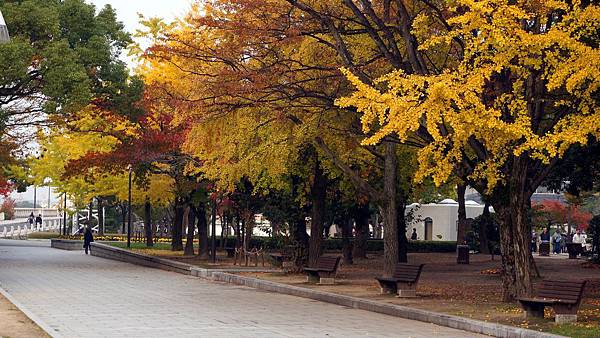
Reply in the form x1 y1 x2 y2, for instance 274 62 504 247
533 200 593 230
64 109 187 178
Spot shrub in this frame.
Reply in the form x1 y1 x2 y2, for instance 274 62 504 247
0 198 16 220
588 215 600 263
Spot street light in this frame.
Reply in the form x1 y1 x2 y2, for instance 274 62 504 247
63 193 67 236
0 9 9 43
127 165 133 248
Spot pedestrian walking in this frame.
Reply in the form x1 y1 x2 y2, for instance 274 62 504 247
28 212 34 229
552 229 562 254
35 214 42 230
83 227 94 255
531 230 538 253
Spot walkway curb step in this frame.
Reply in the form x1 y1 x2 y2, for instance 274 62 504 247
88 243 566 338
50 239 83 251
90 242 192 275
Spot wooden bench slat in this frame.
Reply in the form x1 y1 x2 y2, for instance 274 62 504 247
542 281 584 288
539 288 582 295
305 256 341 273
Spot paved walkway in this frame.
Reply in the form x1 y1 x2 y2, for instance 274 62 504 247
0 240 485 338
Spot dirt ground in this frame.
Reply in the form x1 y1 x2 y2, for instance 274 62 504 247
234 252 600 334
0 292 49 338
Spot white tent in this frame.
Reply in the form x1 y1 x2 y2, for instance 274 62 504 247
0 9 9 43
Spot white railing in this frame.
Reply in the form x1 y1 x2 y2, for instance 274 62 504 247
0 217 63 239
14 208 61 219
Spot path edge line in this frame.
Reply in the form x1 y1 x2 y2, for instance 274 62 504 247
89 242 566 338
0 284 63 338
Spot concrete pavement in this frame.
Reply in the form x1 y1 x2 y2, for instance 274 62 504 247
0 239 486 338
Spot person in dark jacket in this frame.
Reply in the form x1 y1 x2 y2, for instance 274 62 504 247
83 227 94 255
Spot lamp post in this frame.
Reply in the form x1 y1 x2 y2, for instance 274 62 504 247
0 9 9 43
211 200 217 263
127 165 133 248
63 193 67 236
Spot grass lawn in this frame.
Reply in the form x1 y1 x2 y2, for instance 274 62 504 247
27 231 61 239
549 323 600 338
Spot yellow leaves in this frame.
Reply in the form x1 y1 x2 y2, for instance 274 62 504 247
338 0 600 192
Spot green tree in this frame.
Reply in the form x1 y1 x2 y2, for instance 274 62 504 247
0 0 131 132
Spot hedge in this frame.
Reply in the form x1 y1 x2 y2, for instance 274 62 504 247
238 237 456 253
62 234 456 253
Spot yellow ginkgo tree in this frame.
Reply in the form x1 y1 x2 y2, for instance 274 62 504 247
339 0 600 300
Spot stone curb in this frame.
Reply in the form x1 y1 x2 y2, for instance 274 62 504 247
0 284 63 338
89 243 566 338
50 239 83 251
194 270 565 338
88 243 279 274
90 242 193 275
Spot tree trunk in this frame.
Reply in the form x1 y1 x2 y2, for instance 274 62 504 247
352 203 370 259
171 200 184 251
309 158 327 266
184 206 196 256
479 203 491 254
244 216 253 250
235 216 242 247
341 217 354 265
290 216 309 270
220 213 226 249
457 183 467 245
241 218 246 250
88 201 94 229
372 213 381 239
381 140 399 276
492 161 533 301
144 200 154 247
397 196 408 263
197 202 209 259
97 198 104 236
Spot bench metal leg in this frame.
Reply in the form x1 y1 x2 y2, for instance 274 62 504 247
378 282 397 295
319 277 335 285
396 282 417 298
555 314 577 324
552 304 579 323
522 304 545 318
306 272 320 283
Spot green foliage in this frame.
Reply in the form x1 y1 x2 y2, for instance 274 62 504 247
466 212 500 253
588 215 600 263
549 323 600 338
0 0 132 120
243 237 457 253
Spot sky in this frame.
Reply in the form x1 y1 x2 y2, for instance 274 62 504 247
90 0 194 66
6 0 194 206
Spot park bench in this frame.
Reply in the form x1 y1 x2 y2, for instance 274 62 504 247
518 279 587 324
223 247 236 258
233 247 265 267
375 263 424 297
268 252 291 267
566 243 582 259
304 256 341 285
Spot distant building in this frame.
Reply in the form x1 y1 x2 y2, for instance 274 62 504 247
465 186 566 205
0 9 9 42
407 199 489 241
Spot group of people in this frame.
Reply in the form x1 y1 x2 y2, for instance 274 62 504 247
27 212 43 228
532 227 588 254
